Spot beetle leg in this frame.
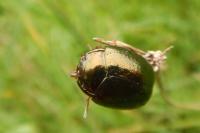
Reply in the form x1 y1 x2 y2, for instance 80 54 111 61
83 97 91 119
70 71 78 78
93 37 146 56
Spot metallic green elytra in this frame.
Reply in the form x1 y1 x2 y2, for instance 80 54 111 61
75 46 155 109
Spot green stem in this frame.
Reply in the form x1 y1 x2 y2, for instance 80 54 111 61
156 71 200 111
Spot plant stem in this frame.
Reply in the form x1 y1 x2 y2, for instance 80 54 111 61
156 70 200 111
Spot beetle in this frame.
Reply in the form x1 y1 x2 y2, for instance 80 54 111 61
71 38 172 118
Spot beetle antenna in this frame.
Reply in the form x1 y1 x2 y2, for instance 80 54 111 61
83 97 91 119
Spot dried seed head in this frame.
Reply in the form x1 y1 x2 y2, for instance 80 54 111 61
143 46 173 72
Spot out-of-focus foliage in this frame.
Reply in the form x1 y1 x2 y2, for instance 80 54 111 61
0 0 200 132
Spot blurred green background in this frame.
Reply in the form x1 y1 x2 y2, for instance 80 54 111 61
0 0 200 133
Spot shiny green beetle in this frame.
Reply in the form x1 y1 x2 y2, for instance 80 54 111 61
71 38 172 118
76 46 154 109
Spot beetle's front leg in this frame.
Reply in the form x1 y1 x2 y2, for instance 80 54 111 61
70 71 78 79
93 37 145 56
83 97 91 119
